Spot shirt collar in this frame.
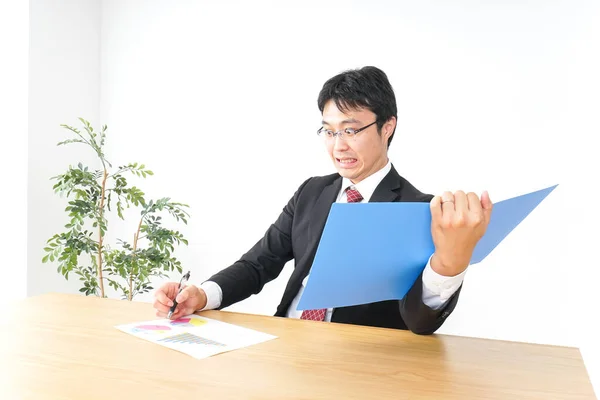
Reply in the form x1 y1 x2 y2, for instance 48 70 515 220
340 160 392 202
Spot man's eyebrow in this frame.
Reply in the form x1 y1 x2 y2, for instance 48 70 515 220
321 118 361 126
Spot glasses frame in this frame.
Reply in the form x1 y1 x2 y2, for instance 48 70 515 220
317 120 378 141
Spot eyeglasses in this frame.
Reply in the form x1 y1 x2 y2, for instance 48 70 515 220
317 121 378 141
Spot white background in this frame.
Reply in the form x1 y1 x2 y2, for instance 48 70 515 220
1 0 28 303
22 0 600 394
28 0 102 297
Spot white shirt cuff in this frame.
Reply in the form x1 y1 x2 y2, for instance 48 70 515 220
198 280 223 311
421 255 467 310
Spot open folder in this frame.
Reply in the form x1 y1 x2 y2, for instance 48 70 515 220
297 184 558 311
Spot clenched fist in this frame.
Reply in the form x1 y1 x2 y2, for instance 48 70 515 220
430 190 493 276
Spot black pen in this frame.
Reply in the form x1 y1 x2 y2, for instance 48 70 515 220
167 270 191 319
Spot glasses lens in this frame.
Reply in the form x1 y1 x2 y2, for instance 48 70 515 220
344 128 357 139
318 128 333 138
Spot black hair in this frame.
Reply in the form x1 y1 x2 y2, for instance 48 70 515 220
317 66 397 148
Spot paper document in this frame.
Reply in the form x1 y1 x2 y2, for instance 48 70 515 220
297 184 558 310
115 314 277 359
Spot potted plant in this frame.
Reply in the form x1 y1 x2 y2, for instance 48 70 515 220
42 118 190 300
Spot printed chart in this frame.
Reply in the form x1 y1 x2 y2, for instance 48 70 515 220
131 324 172 335
115 314 276 359
158 332 225 347
169 317 206 328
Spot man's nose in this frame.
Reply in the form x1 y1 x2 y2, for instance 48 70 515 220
333 135 349 151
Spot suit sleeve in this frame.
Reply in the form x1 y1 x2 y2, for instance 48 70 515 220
399 271 463 335
206 178 311 309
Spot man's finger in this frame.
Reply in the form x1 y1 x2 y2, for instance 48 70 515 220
454 190 468 213
466 192 482 212
175 286 192 303
441 191 455 221
430 195 443 222
153 299 171 313
481 190 493 223
154 288 174 307
169 306 191 320
467 192 484 227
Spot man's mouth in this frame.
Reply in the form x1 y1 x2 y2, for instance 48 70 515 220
336 157 358 167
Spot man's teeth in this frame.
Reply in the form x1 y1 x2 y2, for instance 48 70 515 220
339 159 356 164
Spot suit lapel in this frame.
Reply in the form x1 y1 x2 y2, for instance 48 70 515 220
369 164 403 203
307 176 342 250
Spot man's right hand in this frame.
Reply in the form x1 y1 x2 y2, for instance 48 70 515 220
153 282 207 320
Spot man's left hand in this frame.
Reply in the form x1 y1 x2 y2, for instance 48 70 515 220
429 190 493 277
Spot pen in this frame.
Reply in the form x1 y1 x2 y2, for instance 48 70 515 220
167 270 191 319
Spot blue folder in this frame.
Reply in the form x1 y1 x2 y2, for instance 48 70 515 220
297 184 558 310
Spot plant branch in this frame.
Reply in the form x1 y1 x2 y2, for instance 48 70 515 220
109 166 135 177
99 157 107 173
129 215 144 301
60 124 93 148
97 169 108 298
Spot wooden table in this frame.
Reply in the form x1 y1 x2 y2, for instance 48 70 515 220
0 293 595 399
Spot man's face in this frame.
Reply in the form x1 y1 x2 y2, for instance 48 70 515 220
321 100 394 184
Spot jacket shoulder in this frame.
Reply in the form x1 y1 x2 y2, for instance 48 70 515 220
397 175 434 203
295 172 340 194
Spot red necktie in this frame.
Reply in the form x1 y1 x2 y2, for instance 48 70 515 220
300 186 363 322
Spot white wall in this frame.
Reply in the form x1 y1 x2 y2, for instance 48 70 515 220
97 0 599 391
27 0 598 393
28 0 102 296
0 0 29 303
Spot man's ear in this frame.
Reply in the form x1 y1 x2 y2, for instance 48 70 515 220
383 117 396 142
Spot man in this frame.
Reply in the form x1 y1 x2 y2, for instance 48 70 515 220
154 66 492 334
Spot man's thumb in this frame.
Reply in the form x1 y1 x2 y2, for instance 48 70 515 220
481 191 493 220
175 286 190 303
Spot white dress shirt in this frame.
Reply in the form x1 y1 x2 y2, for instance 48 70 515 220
199 160 466 318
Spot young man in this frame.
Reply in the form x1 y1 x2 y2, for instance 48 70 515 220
153 66 492 334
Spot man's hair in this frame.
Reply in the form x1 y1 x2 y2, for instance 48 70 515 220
317 66 398 148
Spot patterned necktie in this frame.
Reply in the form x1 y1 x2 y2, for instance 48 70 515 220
345 186 364 203
300 186 363 322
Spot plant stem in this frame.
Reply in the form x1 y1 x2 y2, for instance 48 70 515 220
97 169 108 298
129 216 144 301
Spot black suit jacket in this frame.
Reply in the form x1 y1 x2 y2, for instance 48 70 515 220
208 165 462 334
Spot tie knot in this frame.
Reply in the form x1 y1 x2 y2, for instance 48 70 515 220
346 186 363 203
